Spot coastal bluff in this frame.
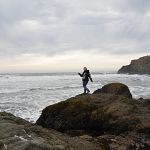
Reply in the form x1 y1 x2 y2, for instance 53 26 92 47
118 55 150 74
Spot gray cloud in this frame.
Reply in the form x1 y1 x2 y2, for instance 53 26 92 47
0 0 150 58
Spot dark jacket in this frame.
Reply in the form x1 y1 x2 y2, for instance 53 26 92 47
78 70 93 82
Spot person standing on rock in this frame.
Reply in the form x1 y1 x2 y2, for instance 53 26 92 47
78 67 93 94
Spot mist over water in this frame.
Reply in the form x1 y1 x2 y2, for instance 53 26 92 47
0 73 150 122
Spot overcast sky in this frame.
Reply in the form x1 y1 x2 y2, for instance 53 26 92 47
0 0 150 73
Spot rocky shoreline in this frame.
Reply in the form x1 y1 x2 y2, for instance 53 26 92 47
0 83 150 150
0 112 100 150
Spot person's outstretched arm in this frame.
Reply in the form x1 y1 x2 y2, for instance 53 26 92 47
78 72 83 77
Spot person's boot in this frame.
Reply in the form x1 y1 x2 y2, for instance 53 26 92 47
87 89 90 94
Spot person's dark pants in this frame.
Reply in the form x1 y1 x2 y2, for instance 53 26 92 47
83 80 90 93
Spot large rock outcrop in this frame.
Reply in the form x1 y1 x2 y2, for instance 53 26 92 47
36 94 149 134
36 83 149 133
36 83 150 149
118 55 150 74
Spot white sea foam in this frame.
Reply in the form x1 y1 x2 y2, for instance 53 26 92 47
0 73 150 122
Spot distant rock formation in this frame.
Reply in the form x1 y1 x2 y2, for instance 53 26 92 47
36 83 150 149
118 55 150 74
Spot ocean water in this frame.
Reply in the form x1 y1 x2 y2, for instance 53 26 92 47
0 73 150 122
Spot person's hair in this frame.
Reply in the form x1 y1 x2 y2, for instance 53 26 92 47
83 67 87 70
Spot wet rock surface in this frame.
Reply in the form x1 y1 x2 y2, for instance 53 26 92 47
0 112 102 150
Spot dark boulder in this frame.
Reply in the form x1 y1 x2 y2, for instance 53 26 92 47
93 83 132 99
36 89 149 136
35 83 150 149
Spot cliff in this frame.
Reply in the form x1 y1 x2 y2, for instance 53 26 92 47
118 55 150 74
